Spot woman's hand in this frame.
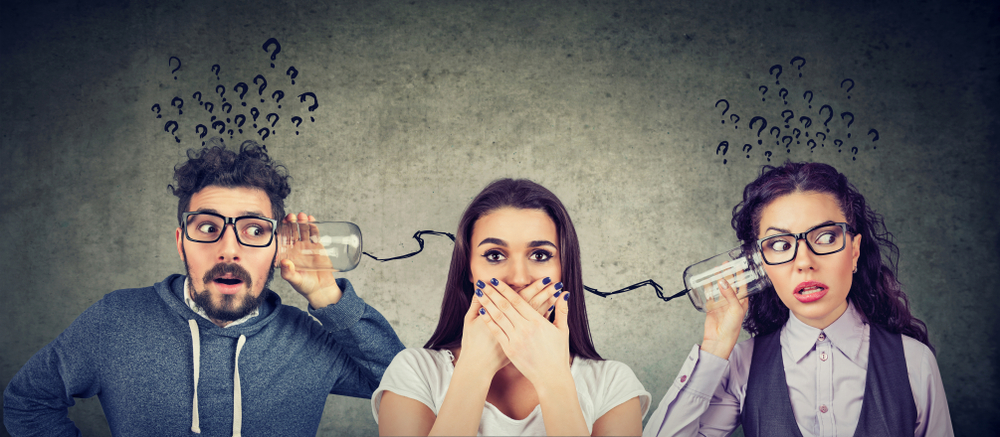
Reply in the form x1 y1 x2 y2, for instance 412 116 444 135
455 284 510 376
279 212 343 308
476 277 572 387
700 276 748 360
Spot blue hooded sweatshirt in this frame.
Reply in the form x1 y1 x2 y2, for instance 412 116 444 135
4 274 405 436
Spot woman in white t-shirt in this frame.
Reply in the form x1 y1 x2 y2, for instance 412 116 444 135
372 178 650 436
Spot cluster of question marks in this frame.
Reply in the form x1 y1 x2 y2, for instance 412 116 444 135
151 38 319 146
712 56 881 164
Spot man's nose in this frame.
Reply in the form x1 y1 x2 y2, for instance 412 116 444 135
216 224 242 262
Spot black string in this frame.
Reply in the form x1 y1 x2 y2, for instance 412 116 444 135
363 230 456 262
363 229 689 303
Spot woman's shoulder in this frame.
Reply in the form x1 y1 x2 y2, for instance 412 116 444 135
387 347 455 373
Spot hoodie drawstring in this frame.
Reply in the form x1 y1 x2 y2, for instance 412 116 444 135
233 334 246 437
188 321 246 437
188 320 202 434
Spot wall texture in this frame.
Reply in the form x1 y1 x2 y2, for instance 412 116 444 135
2 0 997 435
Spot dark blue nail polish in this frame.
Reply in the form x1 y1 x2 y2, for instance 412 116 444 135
476 288 483 297
490 278 499 286
476 280 485 289
542 277 551 285
547 305 555 312
563 292 570 301
479 308 486 315
554 282 563 291
554 291 561 298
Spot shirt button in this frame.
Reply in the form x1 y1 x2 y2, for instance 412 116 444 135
680 375 687 383
820 352 828 361
819 405 829 413
818 332 826 341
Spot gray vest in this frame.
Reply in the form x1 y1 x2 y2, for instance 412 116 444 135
742 323 916 437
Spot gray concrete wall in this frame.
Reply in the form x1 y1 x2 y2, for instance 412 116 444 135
1 0 997 435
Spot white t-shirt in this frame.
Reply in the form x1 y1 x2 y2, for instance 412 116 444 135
372 348 651 436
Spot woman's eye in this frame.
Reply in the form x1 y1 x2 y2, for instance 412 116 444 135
483 250 505 263
530 250 553 262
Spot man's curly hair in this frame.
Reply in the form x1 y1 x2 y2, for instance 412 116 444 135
169 138 291 224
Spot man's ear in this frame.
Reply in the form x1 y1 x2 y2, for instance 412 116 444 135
176 227 185 262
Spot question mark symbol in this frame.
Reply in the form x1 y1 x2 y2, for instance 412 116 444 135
764 150 772 162
272 90 285 108
262 38 281 68
782 136 792 153
234 115 246 134
778 88 788 105
286 66 299 85
258 127 271 140
267 113 280 128
715 99 730 123
790 56 806 77
743 143 752 158
840 112 854 138
819 105 834 133
216 85 226 102
759 86 768 102
799 116 812 129
234 82 249 107
211 64 221 80
851 146 859 160
802 90 813 109
781 110 794 128
151 104 161 118
168 56 181 80
170 97 184 115
222 103 232 114
203 102 214 114
291 116 303 135
808 139 817 152
868 129 879 149
750 116 767 145
769 64 782 85
730 114 740 128
792 128 801 144
254 75 268 103
834 139 844 152
841 78 855 99
716 141 729 165
251 107 261 123
164 120 180 143
769 126 781 146
192 91 203 106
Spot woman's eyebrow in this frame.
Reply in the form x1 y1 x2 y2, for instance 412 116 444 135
477 237 507 247
528 240 557 249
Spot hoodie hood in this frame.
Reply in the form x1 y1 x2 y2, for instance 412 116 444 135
156 274 282 339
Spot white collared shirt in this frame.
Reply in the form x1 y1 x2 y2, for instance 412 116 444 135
183 277 259 328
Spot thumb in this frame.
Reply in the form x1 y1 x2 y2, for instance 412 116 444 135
553 292 570 332
280 259 301 285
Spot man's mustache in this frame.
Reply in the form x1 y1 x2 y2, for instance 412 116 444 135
203 262 253 287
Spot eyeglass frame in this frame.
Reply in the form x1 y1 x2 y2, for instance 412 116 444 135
180 211 279 248
755 222 856 266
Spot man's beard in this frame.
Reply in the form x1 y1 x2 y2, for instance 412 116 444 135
182 246 277 323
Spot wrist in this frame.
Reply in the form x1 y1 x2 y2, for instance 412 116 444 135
305 282 344 308
533 367 576 401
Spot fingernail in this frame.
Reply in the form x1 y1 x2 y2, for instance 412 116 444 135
479 308 486 315
476 288 483 297
554 282 563 291
490 278 499 286
542 277 551 285
563 292 570 301
547 305 555 312
476 280 485 289
719 280 729 289
554 291 561 298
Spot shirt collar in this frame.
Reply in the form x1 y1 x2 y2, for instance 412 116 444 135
782 301 865 364
183 277 259 328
